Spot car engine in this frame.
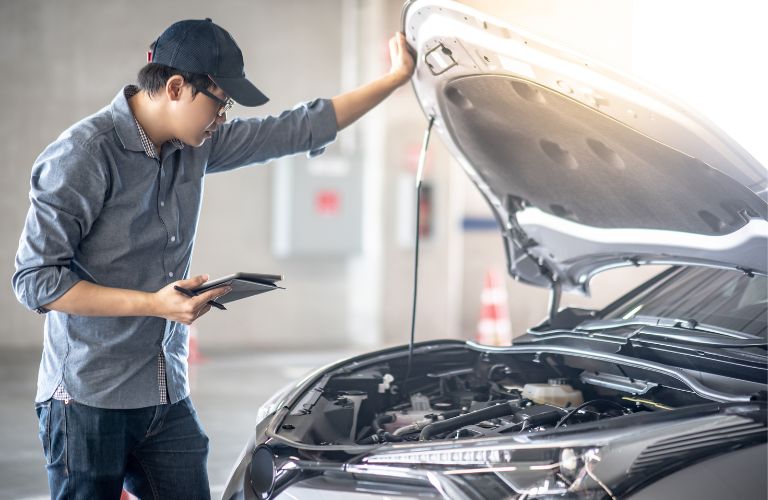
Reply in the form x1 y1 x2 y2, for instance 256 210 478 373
237 344 766 500
274 346 692 447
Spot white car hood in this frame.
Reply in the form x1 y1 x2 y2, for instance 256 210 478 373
403 0 768 292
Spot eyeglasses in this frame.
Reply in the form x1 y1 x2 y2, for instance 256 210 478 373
194 86 234 117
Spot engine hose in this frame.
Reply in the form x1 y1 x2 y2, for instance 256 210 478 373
372 414 395 432
381 432 404 442
440 409 462 420
419 402 515 441
358 430 404 445
392 422 424 437
357 414 402 445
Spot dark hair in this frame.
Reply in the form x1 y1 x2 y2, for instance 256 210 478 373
136 63 212 98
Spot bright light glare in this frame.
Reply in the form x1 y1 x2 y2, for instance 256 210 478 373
631 1 767 168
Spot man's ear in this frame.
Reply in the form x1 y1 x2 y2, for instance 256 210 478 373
165 75 186 102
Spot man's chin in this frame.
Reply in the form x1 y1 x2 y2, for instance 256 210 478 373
182 136 207 148
195 131 214 147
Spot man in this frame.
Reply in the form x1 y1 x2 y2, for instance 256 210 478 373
12 18 414 499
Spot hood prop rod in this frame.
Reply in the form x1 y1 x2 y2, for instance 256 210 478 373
404 115 435 395
548 279 562 323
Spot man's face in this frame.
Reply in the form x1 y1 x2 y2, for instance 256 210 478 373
171 82 229 147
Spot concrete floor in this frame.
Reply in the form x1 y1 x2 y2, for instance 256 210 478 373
0 348 355 500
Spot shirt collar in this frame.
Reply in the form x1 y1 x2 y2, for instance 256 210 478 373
111 85 184 159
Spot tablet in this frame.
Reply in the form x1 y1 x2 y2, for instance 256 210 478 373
192 272 284 305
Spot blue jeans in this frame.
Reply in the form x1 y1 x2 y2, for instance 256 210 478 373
35 396 211 500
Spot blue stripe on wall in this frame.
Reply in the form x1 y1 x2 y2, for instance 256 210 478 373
462 217 499 231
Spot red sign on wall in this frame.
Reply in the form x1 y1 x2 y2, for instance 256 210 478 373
315 190 341 216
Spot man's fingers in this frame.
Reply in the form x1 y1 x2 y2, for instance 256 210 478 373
389 32 414 80
396 32 406 54
195 304 211 320
192 274 210 286
398 33 414 66
195 286 231 307
175 274 210 289
388 37 398 65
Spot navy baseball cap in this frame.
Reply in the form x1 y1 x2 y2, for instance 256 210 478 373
149 18 269 106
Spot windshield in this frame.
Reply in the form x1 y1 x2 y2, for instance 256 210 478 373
601 267 767 338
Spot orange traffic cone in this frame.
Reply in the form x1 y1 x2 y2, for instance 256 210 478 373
120 490 138 500
188 324 206 364
476 269 513 346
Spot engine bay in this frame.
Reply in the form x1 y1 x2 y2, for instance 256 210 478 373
272 344 721 447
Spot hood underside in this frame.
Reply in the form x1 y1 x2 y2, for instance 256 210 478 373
404 0 768 291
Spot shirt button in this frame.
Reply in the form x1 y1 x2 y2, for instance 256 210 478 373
160 201 165 207
168 272 174 278
170 236 176 242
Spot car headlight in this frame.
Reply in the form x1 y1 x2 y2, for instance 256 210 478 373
362 443 603 497
363 443 560 466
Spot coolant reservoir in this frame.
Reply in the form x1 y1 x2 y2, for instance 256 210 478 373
383 393 433 432
522 379 584 407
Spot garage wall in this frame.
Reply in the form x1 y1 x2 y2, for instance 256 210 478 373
2 1 761 352
0 0 349 349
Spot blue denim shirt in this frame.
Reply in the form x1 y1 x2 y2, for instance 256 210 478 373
13 86 338 409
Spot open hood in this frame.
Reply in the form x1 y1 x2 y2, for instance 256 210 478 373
403 0 768 292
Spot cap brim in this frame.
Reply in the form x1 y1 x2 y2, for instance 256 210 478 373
211 75 269 106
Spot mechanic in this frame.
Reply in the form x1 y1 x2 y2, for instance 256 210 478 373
12 18 414 500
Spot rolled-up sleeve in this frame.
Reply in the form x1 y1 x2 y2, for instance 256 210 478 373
205 97 338 174
12 140 108 312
